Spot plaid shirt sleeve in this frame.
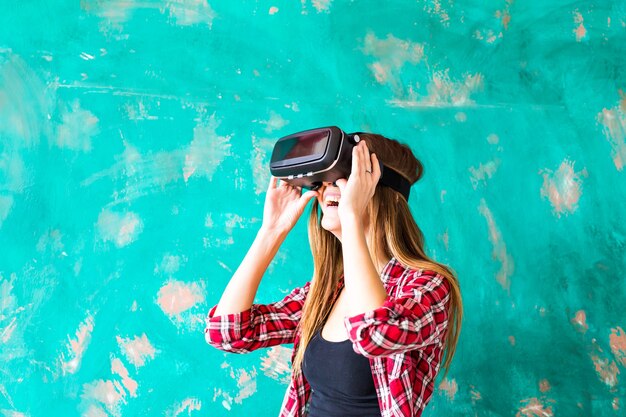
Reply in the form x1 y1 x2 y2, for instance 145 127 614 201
343 271 451 358
205 281 311 354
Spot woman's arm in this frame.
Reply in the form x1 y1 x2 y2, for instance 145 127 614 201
334 140 389 316
340 214 389 317
343 271 451 358
205 279 311 353
205 176 318 353
335 141 450 358
205 226 310 353
212 226 287 316
211 176 316 316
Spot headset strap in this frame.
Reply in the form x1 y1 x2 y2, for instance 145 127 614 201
379 162 411 200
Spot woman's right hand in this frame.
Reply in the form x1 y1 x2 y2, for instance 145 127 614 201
261 176 319 234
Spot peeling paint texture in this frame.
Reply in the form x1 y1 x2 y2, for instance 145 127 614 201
0 0 625 416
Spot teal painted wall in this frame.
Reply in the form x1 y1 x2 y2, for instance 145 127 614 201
1 1 625 416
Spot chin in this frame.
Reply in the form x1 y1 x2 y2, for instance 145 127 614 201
321 216 341 236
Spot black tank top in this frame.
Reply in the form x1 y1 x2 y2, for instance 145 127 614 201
302 329 381 417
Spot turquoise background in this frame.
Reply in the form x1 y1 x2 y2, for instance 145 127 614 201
1 1 626 416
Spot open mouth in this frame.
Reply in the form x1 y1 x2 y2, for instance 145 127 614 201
325 195 340 207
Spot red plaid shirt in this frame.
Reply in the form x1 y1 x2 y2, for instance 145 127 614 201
205 257 451 417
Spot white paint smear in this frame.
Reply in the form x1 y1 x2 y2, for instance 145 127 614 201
469 159 501 189
539 158 587 217
96 209 143 247
259 110 288 133
61 313 95 375
183 112 232 182
82 112 232 208
111 357 138 397
81 0 217 28
598 97 626 171
116 333 156 368
56 99 99 152
166 398 202 417
154 254 183 275
167 0 217 27
388 70 484 108
250 134 274 195
362 31 424 96
157 280 205 316
81 379 126 416
0 410 30 417
260 346 292 385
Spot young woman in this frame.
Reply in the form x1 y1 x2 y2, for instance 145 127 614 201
205 133 462 417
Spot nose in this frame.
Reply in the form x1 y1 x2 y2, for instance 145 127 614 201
316 181 338 195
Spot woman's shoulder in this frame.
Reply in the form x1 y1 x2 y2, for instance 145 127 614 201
386 257 438 277
392 260 451 292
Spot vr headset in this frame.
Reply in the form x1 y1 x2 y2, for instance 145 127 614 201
269 126 411 200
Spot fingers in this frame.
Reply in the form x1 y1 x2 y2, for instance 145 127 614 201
361 142 372 173
278 179 297 193
280 181 304 201
270 177 304 199
335 178 347 192
301 189 318 199
350 144 359 178
371 152 381 180
268 175 279 191
352 141 378 179
297 190 319 211
270 176 303 194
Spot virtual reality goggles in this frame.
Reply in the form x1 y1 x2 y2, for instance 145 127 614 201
269 126 412 200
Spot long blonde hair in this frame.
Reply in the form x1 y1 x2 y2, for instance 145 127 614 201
291 133 463 381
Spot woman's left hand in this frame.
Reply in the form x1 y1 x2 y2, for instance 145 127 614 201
335 140 381 223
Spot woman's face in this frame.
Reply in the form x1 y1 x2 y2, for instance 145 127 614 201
316 182 369 241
